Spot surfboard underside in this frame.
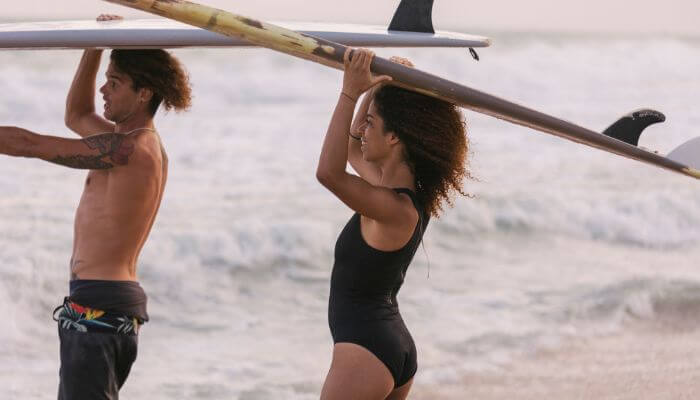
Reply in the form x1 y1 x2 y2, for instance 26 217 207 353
0 19 491 50
102 0 698 180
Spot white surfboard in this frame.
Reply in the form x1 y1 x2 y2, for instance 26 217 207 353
668 137 700 170
0 19 491 50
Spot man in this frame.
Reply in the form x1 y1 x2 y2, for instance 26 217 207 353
0 15 192 399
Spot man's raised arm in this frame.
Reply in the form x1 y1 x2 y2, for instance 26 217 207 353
65 50 115 137
0 126 134 169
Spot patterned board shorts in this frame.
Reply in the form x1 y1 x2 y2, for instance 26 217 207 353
53 298 140 336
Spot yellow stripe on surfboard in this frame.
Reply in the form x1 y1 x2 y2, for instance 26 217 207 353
103 0 700 181
104 0 344 69
684 168 700 179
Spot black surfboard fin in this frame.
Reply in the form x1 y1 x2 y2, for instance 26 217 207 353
389 0 435 34
388 1 480 61
602 109 666 146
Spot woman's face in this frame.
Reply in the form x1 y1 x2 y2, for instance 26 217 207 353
360 101 394 162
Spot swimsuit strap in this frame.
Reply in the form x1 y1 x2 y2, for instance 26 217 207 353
393 187 430 246
393 188 422 218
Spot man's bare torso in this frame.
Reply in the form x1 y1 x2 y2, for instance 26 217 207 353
70 130 167 281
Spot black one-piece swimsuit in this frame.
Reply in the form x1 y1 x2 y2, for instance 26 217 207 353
328 188 429 388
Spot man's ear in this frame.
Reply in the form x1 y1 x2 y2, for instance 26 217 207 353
138 88 154 104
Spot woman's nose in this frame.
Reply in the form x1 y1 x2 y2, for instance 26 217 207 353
359 121 368 134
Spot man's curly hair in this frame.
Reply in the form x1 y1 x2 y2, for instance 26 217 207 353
110 49 192 116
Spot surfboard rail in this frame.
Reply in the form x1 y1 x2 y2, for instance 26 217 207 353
103 0 699 181
0 19 490 50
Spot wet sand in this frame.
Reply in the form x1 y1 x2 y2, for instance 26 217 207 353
413 329 700 400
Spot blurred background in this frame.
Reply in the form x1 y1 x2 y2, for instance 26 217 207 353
1 1 699 399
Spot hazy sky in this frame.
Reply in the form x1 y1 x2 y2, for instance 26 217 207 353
2 0 700 35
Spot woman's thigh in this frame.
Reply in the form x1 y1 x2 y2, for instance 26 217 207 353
320 343 395 400
386 378 413 400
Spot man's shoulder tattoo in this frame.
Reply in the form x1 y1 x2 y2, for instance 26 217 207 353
50 133 135 170
51 154 114 169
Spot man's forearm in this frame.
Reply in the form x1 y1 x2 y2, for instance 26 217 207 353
65 50 103 126
0 126 36 158
0 127 134 169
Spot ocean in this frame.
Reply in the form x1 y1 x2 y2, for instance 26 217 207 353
0 33 699 399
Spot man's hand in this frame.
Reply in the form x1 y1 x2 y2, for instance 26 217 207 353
96 14 124 22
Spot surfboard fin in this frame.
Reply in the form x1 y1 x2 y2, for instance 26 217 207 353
388 1 480 61
389 0 435 34
602 109 665 146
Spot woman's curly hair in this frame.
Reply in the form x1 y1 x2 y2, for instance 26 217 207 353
373 85 472 217
110 49 192 116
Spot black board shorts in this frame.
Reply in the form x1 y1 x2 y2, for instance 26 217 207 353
57 326 138 400
54 299 141 400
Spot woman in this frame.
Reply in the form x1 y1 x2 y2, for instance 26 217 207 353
316 48 470 399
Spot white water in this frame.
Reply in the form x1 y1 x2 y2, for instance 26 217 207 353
0 34 699 399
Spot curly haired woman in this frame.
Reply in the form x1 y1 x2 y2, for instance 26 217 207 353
316 48 471 400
